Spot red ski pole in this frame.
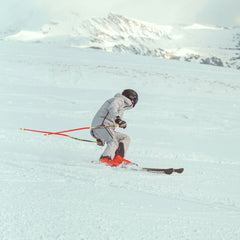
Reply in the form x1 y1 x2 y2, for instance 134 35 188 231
20 125 118 136
20 128 104 145
43 125 119 136
20 128 59 135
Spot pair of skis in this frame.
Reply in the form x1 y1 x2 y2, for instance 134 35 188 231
119 163 184 175
92 161 184 175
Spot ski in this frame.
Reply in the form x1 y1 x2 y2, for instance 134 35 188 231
141 167 184 175
92 160 184 175
173 168 184 174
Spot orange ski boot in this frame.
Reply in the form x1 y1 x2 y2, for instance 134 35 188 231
99 156 119 167
113 155 132 165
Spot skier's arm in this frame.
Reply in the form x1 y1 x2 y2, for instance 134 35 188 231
108 97 127 128
108 97 123 120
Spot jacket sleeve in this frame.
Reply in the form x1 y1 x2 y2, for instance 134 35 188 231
108 97 124 120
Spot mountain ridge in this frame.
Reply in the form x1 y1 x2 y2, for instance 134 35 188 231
5 13 240 70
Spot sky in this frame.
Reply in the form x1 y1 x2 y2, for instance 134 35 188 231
40 0 240 26
1 0 240 29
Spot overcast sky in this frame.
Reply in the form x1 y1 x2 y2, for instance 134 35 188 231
40 0 240 26
2 0 240 28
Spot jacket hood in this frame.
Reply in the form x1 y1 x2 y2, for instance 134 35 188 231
115 93 133 109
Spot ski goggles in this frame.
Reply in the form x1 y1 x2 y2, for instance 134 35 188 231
131 98 138 107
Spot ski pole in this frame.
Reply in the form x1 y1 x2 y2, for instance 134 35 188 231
44 125 119 136
20 128 57 135
20 125 119 136
62 134 104 145
20 128 104 145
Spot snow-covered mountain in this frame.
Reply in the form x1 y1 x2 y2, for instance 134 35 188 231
5 13 240 69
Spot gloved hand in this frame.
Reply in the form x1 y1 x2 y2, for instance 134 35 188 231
97 139 105 146
115 116 127 129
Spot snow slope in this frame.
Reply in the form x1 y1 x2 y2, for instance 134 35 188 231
0 40 240 240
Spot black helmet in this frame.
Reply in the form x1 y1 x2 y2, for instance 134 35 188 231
122 89 138 107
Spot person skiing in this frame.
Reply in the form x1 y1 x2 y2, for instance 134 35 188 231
90 89 138 166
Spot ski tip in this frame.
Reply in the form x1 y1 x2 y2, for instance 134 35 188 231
174 168 184 174
20 128 25 131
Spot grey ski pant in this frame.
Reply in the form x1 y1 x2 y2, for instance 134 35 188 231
91 128 130 160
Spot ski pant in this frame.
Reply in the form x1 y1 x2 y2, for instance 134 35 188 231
91 127 130 160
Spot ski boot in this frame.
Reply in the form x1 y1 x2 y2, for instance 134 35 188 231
112 155 132 165
99 156 119 167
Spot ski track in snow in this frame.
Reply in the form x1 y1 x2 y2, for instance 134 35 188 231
0 41 240 240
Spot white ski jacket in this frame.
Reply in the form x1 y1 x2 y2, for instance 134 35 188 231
91 93 133 128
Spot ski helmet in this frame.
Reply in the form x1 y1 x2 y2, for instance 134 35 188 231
122 89 138 107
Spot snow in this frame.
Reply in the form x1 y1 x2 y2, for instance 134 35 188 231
182 23 224 30
6 30 46 42
1 38 240 239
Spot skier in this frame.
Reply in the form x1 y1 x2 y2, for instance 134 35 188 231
90 89 138 166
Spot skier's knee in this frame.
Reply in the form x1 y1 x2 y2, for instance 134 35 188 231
126 135 130 143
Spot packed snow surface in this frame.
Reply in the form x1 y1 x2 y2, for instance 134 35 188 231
0 40 240 240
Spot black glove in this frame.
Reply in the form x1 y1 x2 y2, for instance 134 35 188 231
97 139 105 146
115 116 127 129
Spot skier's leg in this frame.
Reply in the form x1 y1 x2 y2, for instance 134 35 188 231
114 132 131 158
91 128 120 164
113 132 131 164
102 137 119 160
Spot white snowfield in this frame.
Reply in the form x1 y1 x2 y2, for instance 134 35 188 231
0 39 240 240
